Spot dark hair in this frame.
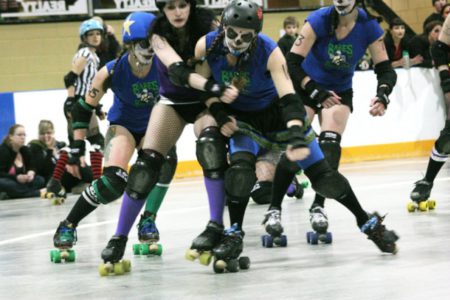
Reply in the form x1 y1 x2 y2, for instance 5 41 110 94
389 17 406 29
283 16 299 28
425 20 443 35
441 3 450 16
2 124 24 146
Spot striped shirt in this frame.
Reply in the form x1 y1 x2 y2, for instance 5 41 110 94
73 47 99 97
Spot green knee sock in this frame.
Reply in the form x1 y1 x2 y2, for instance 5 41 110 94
144 184 169 216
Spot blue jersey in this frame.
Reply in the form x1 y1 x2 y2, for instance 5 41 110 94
205 31 278 112
106 53 160 134
303 6 384 92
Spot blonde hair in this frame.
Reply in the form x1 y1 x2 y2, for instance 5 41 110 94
2 124 24 146
38 120 54 135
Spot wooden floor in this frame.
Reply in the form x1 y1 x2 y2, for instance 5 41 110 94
0 158 449 300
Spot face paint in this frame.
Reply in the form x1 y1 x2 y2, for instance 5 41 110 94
133 41 154 65
224 27 255 57
333 0 356 16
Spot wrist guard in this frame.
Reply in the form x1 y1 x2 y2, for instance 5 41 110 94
209 102 231 129
375 86 390 109
304 80 331 107
439 70 450 94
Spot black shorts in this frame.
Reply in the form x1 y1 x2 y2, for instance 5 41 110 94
300 88 354 113
170 102 207 124
109 123 145 146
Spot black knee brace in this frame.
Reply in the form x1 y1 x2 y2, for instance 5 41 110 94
435 125 450 155
126 149 165 200
225 152 257 201
250 181 272 205
159 146 178 184
87 133 105 151
304 159 350 199
319 131 342 170
196 127 228 179
278 153 301 173
88 166 128 205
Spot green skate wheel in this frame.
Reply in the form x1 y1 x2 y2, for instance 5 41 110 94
140 244 150 255
301 181 309 189
199 252 212 266
50 250 57 262
132 244 140 255
52 250 62 263
149 244 163 256
68 250 76 262
114 262 125 275
98 264 109 276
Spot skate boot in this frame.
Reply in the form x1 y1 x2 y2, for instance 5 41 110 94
42 178 66 205
98 235 131 276
132 212 162 256
361 212 399 254
286 176 308 199
50 220 77 263
185 221 224 265
307 206 332 245
408 179 436 212
261 209 287 247
213 224 250 273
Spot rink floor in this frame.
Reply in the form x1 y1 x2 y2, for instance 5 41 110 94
0 157 449 300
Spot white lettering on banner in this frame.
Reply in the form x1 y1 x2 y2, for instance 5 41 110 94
1 0 88 17
19 0 65 13
113 0 156 10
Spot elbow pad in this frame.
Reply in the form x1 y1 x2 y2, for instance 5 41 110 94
431 40 450 68
374 60 397 95
64 71 78 88
280 93 306 125
286 52 308 92
168 61 194 88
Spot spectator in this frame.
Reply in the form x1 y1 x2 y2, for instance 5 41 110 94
423 0 447 30
384 18 423 68
441 3 450 19
277 16 299 56
409 20 443 68
0 124 45 200
91 16 122 68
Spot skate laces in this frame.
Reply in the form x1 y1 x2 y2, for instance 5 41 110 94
361 213 385 234
224 223 243 238
108 236 127 248
58 222 77 243
139 215 158 234
310 206 327 219
262 209 281 225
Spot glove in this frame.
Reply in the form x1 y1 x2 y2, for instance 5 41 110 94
287 125 308 150
304 80 331 107
68 140 86 165
439 70 450 94
374 86 390 109
204 78 228 98
208 102 232 129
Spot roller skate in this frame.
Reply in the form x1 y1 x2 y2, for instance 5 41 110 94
286 176 309 199
50 220 77 263
98 235 131 276
407 179 436 212
261 209 287 247
41 178 66 205
185 221 224 266
307 206 332 245
212 224 250 273
361 212 399 254
132 212 162 256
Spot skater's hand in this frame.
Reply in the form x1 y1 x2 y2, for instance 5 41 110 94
286 125 310 161
26 171 35 182
16 174 28 184
320 90 342 109
220 85 239 104
220 116 239 137
369 97 386 116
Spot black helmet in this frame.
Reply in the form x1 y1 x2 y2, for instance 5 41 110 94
221 0 263 33
155 0 197 12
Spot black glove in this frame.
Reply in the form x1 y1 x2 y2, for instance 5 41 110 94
204 78 228 98
209 102 232 129
374 85 390 109
304 80 331 107
68 140 86 165
439 70 450 94
287 125 308 150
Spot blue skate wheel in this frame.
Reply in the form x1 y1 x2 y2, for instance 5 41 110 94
310 232 319 245
261 235 273 248
325 232 333 244
306 231 312 244
279 235 287 247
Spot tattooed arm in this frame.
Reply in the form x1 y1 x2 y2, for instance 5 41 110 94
268 47 296 98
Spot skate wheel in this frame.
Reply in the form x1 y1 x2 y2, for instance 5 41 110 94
149 244 163 256
301 181 309 189
275 235 287 247
122 260 131 272
98 264 109 276
294 186 304 199
113 262 125 275
132 244 140 255
261 235 273 248
418 201 428 211
428 200 436 210
307 232 318 245
140 244 150 255
238 256 251 270
213 259 225 274
185 249 199 261
406 201 416 213
199 251 212 266
226 259 239 273
325 232 333 244
52 250 62 263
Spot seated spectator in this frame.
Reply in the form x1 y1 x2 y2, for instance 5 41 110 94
409 20 443 68
384 18 423 68
0 124 45 200
277 16 299 57
423 0 446 31
91 16 121 68
441 3 450 19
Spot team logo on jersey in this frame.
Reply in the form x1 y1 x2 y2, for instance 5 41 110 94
326 43 352 69
132 81 159 107
221 70 251 92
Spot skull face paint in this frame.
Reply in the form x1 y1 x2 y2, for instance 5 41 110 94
333 0 356 16
224 26 256 56
133 40 154 65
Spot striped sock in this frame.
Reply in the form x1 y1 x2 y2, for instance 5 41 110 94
52 151 69 181
90 151 103 180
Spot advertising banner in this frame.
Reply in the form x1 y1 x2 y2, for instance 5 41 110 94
0 0 88 18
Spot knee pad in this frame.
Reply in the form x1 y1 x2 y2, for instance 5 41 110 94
88 166 128 205
159 146 178 184
126 149 164 200
279 153 301 173
87 133 105 151
250 181 272 205
305 159 350 199
196 127 228 179
225 152 257 199
318 131 342 170
435 126 450 155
